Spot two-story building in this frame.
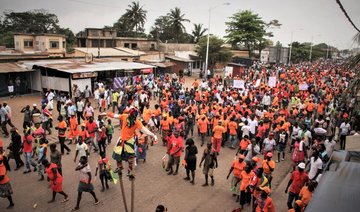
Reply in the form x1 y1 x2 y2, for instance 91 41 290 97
14 33 66 57
77 28 157 51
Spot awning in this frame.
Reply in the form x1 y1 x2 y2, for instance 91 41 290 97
0 63 34 74
149 61 174 68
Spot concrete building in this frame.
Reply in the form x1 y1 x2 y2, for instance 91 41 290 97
14 33 66 57
77 28 157 51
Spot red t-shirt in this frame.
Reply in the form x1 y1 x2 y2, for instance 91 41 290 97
86 121 97 138
169 136 184 157
290 170 309 194
0 164 10 184
22 135 33 153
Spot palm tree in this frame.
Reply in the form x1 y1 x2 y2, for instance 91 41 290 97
167 7 190 42
191 23 207 43
123 1 147 37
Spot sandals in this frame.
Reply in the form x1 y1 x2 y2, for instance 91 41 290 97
70 207 79 211
61 198 69 203
94 201 100 205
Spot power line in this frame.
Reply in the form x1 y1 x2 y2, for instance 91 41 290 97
336 0 360 32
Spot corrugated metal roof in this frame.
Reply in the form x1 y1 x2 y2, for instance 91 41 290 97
115 47 146 56
0 63 32 73
74 48 135 57
165 55 194 62
18 59 154 74
148 62 174 68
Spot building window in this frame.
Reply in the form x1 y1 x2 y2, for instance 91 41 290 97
24 40 33 47
131 43 138 49
150 43 155 50
124 43 130 48
50 41 59 49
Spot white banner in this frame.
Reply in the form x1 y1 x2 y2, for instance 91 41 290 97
268 76 276 87
233 80 245 89
299 83 308 91
225 66 233 77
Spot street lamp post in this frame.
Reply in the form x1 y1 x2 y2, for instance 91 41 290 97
288 28 303 64
309 34 321 62
204 2 230 79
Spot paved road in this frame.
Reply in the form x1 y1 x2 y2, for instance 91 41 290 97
0 77 292 212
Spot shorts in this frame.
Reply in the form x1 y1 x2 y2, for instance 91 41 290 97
168 155 180 166
277 144 286 152
208 168 214 177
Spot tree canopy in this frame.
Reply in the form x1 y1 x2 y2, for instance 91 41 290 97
149 7 191 43
191 23 207 43
0 10 75 51
225 10 280 57
196 36 232 69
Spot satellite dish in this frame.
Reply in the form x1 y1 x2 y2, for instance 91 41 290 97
85 53 93 63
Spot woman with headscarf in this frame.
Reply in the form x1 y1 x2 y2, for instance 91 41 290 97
183 138 198 184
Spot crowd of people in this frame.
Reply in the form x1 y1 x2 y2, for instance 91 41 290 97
0 60 358 211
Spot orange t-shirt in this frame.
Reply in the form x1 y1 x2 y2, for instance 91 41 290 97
213 125 225 139
0 164 10 184
119 114 143 141
299 186 313 205
160 120 170 131
57 121 67 137
228 121 238 135
262 160 276 174
240 170 255 191
232 160 246 178
240 138 250 150
198 119 208 133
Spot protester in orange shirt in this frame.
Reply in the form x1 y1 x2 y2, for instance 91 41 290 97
212 121 225 153
228 117 238 149
55 116 71 155
160 116 170 146
239 165 255 208
226 155 246 201
298 182 316 206
238 135 251 155
197 116 208 146
262 152 276 188
68 113 78 144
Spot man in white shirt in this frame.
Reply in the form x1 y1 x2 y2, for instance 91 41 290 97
339 120 351 150
241 121 251 138
247 115 258 138
74 138 88 162
262 92 271 110
77 99 85 124
245 139 260 162
263 132 276 154
308 151 323 182
324 137 336 156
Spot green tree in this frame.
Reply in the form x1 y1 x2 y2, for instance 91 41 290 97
196 36 232 69
123 1 147 37
0 10 75 51
167 7 190 43
2 9 60 33
149 15 172 42
225 10 266 57
191 23 207 43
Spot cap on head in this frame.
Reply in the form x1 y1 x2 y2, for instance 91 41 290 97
33 103 37 107
266 152 273 158
298 162 306 169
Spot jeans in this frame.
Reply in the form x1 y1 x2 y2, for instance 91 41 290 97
229 135 238 148
24 152 36 171
340 134 346 150
287 191 299 209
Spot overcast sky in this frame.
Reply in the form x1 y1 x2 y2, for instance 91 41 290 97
1 0 359 49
